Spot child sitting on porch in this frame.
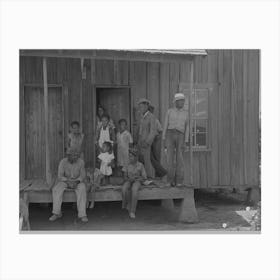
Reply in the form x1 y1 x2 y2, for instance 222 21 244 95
89 141 115 208
116 119 133 172
67 121 84 159
121 148 147 219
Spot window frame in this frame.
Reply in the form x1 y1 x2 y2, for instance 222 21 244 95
179 83 214 152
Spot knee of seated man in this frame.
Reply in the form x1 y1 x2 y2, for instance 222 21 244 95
77 182 86 191
53 181 67 190
131 182 140 193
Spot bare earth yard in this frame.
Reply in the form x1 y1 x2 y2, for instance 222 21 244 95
27 190 259 232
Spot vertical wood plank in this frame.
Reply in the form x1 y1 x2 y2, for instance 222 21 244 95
243 50 248 185
43 58 52 185
91 59 96 84
20 57 25 180
147 62 160 118
159 62 170 169
63 85 69 155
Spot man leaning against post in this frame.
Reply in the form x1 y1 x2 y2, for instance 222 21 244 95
49 147 88 223
137 98 157 179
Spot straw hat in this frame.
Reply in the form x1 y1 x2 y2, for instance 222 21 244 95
173 93 185 102
138 98 151 105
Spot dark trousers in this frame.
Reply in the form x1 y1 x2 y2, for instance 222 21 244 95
166 129 185 184
150 134 167 178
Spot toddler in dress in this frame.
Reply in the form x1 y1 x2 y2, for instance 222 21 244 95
89 141 114 208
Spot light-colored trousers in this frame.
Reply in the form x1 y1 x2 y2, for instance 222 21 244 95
122 180 141 214
52 182 87 218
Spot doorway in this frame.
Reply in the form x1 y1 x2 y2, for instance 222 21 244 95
96 87 131 131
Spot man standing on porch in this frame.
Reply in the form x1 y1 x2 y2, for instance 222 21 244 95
162 93 189 186
49 147 88 223
137 98 157 178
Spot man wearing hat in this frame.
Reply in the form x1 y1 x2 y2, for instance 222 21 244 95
162 93 189 186
137 98 157 178
49 147 88 222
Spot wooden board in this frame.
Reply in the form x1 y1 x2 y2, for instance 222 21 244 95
48 87 64 179
247 50 260 186
24 86 46 179
26 185 191 203
218 50 231 185
147 62 160 119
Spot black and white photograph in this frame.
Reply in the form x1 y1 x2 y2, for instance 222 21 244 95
1 1 280 280
19 49 261 232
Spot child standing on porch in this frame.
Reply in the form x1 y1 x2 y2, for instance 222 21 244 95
116 119 133 171
89 141 115 208
96 114 115 155
67 121 84 159
121 148 147 219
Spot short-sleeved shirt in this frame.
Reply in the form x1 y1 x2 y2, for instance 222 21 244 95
68 132 84 152
123 161 147 181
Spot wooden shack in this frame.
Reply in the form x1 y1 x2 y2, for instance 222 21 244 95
19 49 260 223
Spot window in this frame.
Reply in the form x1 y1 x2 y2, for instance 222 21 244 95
191 89 209 148
180 85 210 149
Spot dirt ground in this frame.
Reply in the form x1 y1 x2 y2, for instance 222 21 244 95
27 190 259 232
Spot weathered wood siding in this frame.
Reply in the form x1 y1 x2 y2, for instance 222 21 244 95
20 50 260 188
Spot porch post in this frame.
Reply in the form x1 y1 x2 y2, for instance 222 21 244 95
189 60 194 185
43 57 52 185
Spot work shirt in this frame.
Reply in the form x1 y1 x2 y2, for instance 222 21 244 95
162 107 190 141
58 158 86 183
138 111 157 146
123 161 147 181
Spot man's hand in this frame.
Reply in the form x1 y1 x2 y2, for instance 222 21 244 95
67 180 79 189
163 139 167 149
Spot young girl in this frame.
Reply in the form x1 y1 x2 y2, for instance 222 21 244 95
67 121 84 159
116 119 133 171
89 141 114 208
96 114 115 155
121 149 147 219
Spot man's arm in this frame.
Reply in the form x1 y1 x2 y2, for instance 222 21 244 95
140 163 147 180
146 114 157 145
58 160 67 182
162 109 170 141
77 160 86 183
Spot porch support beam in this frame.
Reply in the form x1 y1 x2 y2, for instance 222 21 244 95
43 57 52 185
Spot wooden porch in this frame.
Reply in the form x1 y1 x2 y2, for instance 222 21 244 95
20 179 198 224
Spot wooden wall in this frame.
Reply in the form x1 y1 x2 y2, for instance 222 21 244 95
20 50 260 188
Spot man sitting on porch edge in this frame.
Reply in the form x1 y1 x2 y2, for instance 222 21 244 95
49 147 88 223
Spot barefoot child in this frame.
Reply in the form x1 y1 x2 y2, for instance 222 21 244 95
89 141 114 208
67 121 84 159
121 149 147 218
117 119 133 171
